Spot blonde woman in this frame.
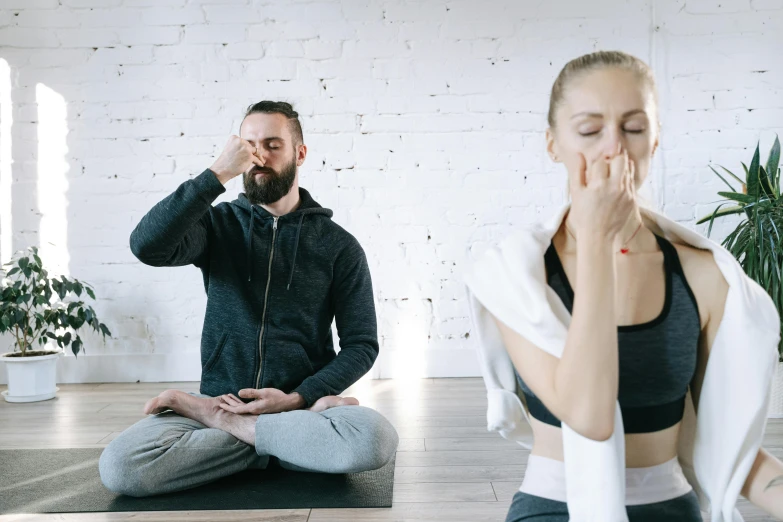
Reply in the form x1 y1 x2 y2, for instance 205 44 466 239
465 51 783 521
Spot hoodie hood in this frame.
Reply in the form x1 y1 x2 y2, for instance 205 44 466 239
233 187 333 286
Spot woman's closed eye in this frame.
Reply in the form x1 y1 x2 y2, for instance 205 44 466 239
578 127 647 137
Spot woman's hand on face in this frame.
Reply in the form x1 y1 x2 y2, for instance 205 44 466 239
568 145 636 243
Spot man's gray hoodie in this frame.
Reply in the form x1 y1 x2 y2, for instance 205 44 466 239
130 169 378 406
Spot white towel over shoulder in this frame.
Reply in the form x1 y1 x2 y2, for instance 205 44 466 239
463 203 780 522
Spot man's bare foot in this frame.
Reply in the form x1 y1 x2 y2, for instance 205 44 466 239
143 389 180 415
308 395 360 413
142 389 256 445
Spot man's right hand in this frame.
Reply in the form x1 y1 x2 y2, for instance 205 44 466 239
209 135 265 185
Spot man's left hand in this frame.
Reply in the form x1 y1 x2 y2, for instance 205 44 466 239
218 388 306 415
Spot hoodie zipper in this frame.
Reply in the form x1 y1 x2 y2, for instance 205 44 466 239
254 216 278 389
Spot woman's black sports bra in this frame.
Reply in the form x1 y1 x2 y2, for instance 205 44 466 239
516 234 701 434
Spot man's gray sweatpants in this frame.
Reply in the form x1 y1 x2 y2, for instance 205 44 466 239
98 398 399 497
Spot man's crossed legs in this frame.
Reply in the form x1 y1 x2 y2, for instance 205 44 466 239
99 390 399 497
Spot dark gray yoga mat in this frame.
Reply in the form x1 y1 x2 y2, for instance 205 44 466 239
0 448 395 513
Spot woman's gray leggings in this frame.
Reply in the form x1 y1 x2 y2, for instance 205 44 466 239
98 399 399 497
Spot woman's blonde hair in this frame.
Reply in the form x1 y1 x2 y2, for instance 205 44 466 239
547 50 659 129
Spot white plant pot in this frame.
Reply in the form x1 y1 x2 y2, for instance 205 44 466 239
0 350 63 403
769 361 783 418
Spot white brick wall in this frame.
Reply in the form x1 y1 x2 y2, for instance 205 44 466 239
0 0 781 383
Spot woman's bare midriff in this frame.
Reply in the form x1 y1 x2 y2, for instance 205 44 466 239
527 415 681 468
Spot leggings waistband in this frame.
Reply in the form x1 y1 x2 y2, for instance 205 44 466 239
519 454 693 506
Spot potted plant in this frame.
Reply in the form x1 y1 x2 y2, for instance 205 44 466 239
698 135 783 416
0 247 111 403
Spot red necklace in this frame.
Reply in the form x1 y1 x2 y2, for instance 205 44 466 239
565 221 644 255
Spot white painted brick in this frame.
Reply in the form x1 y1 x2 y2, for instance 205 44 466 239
202 5 266 24
15 9 79 27
305 58 372 80
184 24 247 44
116 64 184 82
0 27 59 48
181 118 233 137
242 59 298 80
76 119 183 139
352 22 399 42
303 40 343 59
245 21 317 41
342 40 409 59
124 0 186 5
2 0 58 7
115 26 181 45
189 0 249 4
339 0 384 21
76 8 144 27
222 42 265 60
141 7 205 26
28 49 92 67
87 46 153 66
265 41 306 58
55 28 120 48
685 0 751 13
753 0 783 8
153 44 221 64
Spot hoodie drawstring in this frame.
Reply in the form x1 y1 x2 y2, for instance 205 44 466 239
287 214 305 290
247 209 255 282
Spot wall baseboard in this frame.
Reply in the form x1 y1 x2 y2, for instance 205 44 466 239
0 353 203 384
0 349 483 384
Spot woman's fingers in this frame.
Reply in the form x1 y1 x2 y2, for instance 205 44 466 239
588 157 610 185
569 152 588 192
609 148 626 186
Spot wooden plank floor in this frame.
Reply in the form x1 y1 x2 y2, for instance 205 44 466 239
0 378 780 521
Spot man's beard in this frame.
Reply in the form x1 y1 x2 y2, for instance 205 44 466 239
243 158 297 205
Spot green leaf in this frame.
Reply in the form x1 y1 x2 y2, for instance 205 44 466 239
85 287 95 300
760 165 775 198
18 257 28 270
718 165 746 187
7 267 18 277
709 165 737 191
100 323 111 337
71 339 81 357
697 205 745 225
718 191 758 204
748 143 761 198
767 135 781 184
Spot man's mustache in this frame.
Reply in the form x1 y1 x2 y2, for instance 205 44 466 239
249 167 276 176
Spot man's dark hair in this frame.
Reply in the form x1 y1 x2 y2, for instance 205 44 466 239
243 101 303 145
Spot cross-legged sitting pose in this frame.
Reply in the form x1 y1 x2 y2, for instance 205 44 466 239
465 51 783 521
99 101 399 497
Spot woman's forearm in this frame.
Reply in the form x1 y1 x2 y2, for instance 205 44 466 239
742 447 783 519
555 238 619 441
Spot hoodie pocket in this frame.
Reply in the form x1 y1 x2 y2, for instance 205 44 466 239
203 332 229 374
294 345 314 374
